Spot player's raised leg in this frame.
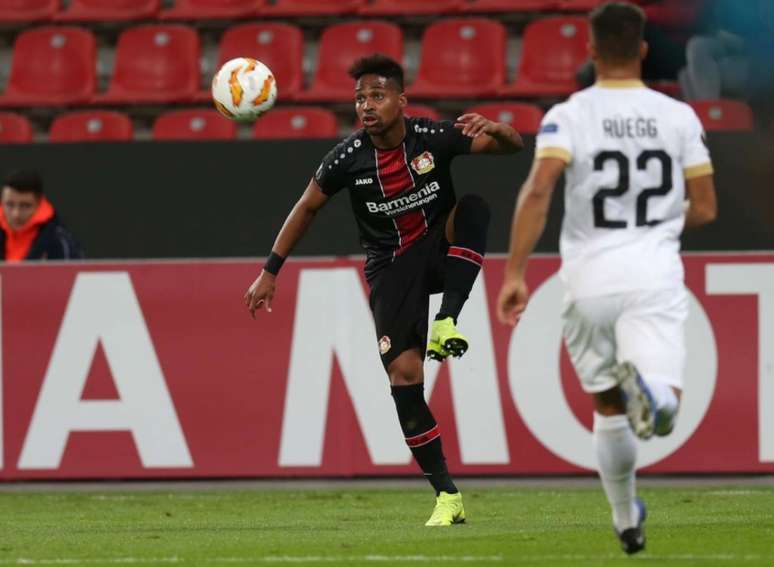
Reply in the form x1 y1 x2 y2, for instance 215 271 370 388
388 349 464 526
428 195 491 360
615 287 687 439
615 362 680 439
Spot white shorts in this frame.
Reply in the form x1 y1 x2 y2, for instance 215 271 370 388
562 286 688 393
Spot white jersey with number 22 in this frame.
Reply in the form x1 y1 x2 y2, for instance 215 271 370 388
536 80 713 300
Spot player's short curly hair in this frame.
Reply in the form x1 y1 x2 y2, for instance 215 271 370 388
348 54 404 91
3 169 44 197
590 1 646 64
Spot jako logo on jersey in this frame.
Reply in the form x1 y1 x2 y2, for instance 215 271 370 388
378 335 391 355
355 178 374 186
539 123 559 134
366 181 441 214
411 151 435 175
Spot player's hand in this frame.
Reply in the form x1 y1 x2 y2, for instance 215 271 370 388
244 271 276 319
497 276 529 327
455 113 497 138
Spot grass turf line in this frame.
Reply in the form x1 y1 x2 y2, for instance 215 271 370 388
1 486 773 567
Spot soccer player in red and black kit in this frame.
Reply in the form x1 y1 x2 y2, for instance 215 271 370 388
244 54 523 526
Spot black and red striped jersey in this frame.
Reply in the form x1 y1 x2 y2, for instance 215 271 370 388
314 117 472 282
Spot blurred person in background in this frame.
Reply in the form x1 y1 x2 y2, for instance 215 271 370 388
0 169 83 262
577 0 705 88
678 0 774 127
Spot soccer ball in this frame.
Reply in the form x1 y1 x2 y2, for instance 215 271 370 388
211 57 277 122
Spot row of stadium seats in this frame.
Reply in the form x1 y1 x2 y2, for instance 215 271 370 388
0 18 594 106
0 99 754 144
0 107 332 142
3 0 605 23
0 103 536 142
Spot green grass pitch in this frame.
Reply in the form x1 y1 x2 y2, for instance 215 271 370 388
1 484 773 566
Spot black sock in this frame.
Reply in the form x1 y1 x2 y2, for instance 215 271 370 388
391 384 457 495
439 194 491 322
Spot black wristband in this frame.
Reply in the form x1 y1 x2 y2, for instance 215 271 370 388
263 251 285 276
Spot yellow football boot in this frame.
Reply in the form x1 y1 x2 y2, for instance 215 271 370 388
426 335 450 361
427 317 469 361
425 491 465 526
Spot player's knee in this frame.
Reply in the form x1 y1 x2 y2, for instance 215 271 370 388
387 356 423 386
457 194 491 229
389 367 422 386
452 195 490 249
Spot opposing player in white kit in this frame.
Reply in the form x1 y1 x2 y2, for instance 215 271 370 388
496 1 717 555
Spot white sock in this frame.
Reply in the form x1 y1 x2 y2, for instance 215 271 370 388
645 379 678 414
644 379 679 435
593 412 640 531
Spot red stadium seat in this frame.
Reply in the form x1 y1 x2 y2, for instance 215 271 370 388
359 0 463 16
463 0 558 13
689 100 754 132
153 109 237 140
49 111 133 142
557 0 603 11
96 25 199 104
0 113 33 143
57 0 161 22
465 102 544 134
501 16 588 97
0 0 57 23
161 0 262 20
409 19 506 99
216 24 303 101
641 0 703 30
0 27 96 107
262 0 362 17
297 21 402 102
253 107 338 139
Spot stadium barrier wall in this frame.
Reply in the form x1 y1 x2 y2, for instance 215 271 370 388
0 133 772 259
1 254 773 480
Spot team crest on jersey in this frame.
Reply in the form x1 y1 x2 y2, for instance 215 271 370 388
411 151 435 175
378 335 392 355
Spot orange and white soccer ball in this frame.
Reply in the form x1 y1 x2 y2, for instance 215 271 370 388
212 57 277 122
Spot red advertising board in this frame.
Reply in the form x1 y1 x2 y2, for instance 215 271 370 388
1 254 773 479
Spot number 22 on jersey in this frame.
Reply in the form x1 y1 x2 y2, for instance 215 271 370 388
592 149 673 229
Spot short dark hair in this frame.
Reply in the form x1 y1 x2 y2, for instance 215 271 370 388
3 169 44 197
589 2 646 64
348 54 404 91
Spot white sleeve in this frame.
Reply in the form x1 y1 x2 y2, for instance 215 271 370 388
682 108 713 179
535 104 573 164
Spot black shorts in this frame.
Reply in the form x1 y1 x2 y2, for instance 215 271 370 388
368 219 449 370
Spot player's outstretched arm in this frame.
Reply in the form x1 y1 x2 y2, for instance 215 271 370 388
455 113 524 155
244 178 329 318
497 157 565 326
684 174 717 229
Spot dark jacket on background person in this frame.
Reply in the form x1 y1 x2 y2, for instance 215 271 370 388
0 197 83 261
